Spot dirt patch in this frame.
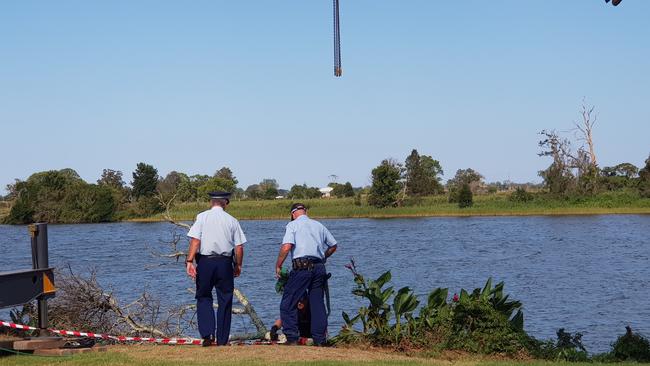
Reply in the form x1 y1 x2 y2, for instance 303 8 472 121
108 344 525 365
111 344 424 363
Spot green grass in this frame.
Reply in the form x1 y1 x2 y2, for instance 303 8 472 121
135 191 650 222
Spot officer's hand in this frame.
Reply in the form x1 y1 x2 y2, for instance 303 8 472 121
275 266 282 279
186 262 197 279
234 264 242 278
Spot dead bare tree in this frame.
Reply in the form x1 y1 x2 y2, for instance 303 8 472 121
573 99 598 167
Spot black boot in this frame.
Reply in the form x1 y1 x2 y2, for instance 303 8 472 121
202 336 214 347
270 325 279 342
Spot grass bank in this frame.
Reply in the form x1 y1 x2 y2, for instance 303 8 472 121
1 345 647 366
134 191 650 222
0 202 10 223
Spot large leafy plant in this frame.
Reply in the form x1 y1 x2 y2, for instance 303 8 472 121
341 259 419 343
337 259 529 354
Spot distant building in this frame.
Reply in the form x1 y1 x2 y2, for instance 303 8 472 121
319 187 334 198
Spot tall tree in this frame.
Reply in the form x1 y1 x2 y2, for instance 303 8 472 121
574 101 598 167
214 167 238 186
131 163 159 200
447 168 483 189
639 155 650 198
197 177 237 199
404 149 443 196
614 163 639 179
368 159 402 208
4 179 22 200
538 102 602 196
332 182 355 198
156 171 187 203
97 169 125 190
259 179 279 199
538 130 575 195
245 184 261 199
447 168 483 203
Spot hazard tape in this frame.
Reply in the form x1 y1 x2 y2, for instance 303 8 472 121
0 320 203 345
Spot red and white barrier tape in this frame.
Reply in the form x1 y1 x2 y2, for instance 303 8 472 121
0 320 203 345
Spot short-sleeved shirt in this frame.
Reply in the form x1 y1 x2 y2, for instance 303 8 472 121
282 215 337 260
187 206 246 256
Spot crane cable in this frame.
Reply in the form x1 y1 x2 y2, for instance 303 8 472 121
333 0 342 77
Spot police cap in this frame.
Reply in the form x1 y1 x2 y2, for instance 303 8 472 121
290 203 307 214
208 191 232 200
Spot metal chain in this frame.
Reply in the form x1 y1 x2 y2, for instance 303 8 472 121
333 0 342 77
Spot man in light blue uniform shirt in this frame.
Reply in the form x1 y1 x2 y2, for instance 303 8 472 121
185 191 246 347
275 203 338 345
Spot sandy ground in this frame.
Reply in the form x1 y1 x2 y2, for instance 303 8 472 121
108 344 507 365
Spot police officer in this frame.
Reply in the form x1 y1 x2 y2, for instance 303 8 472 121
275 203 338 346
185 191 246 347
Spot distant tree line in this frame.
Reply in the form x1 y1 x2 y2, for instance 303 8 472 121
2 163 245 224
1 162 362 224
2 101 648 222
364 102 650 208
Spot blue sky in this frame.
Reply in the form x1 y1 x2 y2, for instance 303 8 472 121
1 1 649 192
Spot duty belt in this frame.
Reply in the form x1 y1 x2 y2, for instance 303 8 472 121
197 253 231 260
292 257 322 271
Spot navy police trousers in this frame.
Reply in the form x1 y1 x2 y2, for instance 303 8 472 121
280 260 328 344
195 256 234 345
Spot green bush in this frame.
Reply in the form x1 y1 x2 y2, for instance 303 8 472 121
335 260 530 355
59 184 116 223
509 187 534 202
132 196 164 217
611 326 650 362
458 183 473 208
3 169 118 224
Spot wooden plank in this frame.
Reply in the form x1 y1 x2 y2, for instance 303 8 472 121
0 340 17 349
31 346 108 356
13 338 66 350
33 348 73 356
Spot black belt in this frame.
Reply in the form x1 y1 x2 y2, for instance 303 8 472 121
197 253 231 260
292 256 323 271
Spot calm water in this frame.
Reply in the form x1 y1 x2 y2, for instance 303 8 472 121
1 215 649 352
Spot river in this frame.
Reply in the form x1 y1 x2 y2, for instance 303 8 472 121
1 215 649 352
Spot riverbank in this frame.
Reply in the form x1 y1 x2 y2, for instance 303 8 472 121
1 345 644 366
133 192 650 222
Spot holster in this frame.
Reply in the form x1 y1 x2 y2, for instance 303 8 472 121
292 257 315 271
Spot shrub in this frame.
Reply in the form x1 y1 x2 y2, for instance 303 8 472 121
458 183 473 208
132 196 164 217
353 192 363 206
611 326 650 362
3 170 118 224
509 187 534 202
335 260 530 355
